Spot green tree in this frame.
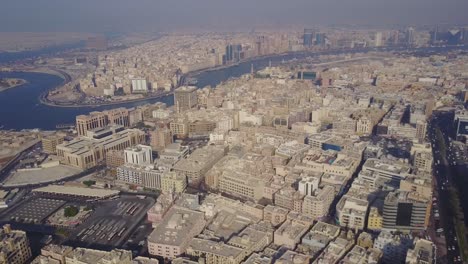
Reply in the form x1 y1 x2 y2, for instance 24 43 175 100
83 180 96 187
64 206 79 217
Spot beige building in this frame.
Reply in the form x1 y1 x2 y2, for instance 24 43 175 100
367 207 383 231
263 205 289 227
301 185 335 220
336 195 368 230
415 120 427 143
405 239 435 264
188 120 217 137
150 128 173 150
174 86 198 113
173 145 226 187
75 108 130 136
274 188 304 213
218 170 267 202
186 239 244 264
0 224 32 264
42 135 64 154
161 171 187 193
33 244 73 264
65 248 134 264
413 151 433 173
170 118 189 138
105 150 125 168
147 207 206 259
274 218 312 249
400 176 432 200
76 111 107 136
56 127 145 169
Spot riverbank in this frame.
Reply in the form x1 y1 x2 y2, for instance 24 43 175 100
25 44 468 108
38 52 292 108
39 90 174 108
0 78 27 92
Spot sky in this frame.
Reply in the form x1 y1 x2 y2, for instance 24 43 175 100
1 0 467 33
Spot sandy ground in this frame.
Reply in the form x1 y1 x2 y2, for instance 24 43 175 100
3 165 82 187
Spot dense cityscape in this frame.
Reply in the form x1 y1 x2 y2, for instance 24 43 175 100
0 6 468 264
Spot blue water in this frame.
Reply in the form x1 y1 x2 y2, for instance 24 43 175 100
0 71 174 130
0 42 84 64
0 52 303 130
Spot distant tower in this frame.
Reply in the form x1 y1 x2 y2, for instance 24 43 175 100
406 27 415 47
375 32 383 47
250 64 255 77
303 29 314 47
393 30 400 46
432 25 439 44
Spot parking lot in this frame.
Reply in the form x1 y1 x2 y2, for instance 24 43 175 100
67 195 155 249
1 197 66 224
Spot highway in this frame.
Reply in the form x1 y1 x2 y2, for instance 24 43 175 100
428 110 466 263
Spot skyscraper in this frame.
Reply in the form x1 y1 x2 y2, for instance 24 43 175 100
315 32 326 46
375 32 383 47
406 27 415 46
225 44 233 62
303 29 314 47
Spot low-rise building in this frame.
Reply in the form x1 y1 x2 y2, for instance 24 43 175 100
367 207 383 231
116 164 163 189
405 239 435 264
42 135 64 155
274 217 312 249
340 245 382 264
263 205 288 227
147 207 206 259
373 231 413 264
173 145 226 187
336 195 368 230
0 224 32 264
300 221 340 257
56 126 144 169
161 171 187 193
301 185 335 220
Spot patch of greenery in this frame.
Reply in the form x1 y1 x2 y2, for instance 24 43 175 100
64 206 79 217
83 180 96 187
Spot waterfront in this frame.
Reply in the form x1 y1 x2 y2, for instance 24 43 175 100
0 71 174 130
0 45 467 130
0 51 313 130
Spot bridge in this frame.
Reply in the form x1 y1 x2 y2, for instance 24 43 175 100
56 123 75 129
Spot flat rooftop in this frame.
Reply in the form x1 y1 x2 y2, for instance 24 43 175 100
32 185 120 199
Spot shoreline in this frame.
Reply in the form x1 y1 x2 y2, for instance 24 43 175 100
39 52 296 108
3 44 467 109
39 90 174 108
0 78 28 92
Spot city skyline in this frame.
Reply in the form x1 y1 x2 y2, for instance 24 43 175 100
0 0 468 32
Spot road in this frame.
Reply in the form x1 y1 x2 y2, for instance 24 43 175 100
428 110 466 263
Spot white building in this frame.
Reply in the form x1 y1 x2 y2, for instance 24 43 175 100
124 145 153 166
298 176 320 196
131 78 148 93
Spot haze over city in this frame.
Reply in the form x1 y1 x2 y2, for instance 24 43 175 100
0 1 468 264
1 0 468 32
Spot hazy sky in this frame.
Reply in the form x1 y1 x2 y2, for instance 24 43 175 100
1 0 467 32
